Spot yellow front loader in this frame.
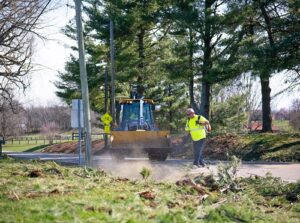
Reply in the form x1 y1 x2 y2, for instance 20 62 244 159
109 98 171 161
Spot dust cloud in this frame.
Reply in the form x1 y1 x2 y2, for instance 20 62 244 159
92 157 196 182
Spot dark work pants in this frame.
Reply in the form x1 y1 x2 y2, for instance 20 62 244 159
193 138 205 165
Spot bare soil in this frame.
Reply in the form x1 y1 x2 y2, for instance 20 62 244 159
170 133 240 160
42 140 105 154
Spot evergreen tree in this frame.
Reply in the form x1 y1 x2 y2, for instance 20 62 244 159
169 0 247 119
55 0 189 131
240 0 300 132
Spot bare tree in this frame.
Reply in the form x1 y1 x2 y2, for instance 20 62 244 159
24 105 71 134
0 98 25 137
0 0 52 104
41 121 59 144
290 99 300 131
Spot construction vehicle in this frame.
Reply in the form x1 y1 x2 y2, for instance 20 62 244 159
109 87 171 161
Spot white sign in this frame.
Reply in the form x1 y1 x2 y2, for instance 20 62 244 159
71 99 84 128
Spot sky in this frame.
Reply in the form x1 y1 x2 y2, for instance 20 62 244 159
18 1 75 107
17 2 299 110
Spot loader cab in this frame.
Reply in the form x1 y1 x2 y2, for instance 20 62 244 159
118 99 157 131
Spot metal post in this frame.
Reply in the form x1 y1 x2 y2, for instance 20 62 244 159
74 0 92 167
110 19 116 127
78 100 82 165
105 67 108 114
104 67 108 149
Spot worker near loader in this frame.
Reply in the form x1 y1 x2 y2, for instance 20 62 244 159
185 108 211 168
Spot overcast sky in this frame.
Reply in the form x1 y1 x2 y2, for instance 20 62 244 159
18 1 74 107
18 2 299 110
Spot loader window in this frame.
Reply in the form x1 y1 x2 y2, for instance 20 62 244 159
143 103 151 122
122 102 152 123
123 103 139 121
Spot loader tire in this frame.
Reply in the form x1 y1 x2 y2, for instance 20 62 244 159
148 152 168 161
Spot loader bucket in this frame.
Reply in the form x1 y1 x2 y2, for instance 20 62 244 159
110 131 170 150
110 131 171 161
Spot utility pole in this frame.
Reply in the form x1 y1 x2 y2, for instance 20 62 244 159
110 19 116 127
104 67 108 149
74 0 92 167
105 67 108 114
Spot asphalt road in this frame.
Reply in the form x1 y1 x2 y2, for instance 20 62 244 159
4 152 300 182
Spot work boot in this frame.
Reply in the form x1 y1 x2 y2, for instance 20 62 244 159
199 161 205 167
192 164 200 169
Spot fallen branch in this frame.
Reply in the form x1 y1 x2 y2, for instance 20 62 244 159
211 198 227 209
12 191 20 200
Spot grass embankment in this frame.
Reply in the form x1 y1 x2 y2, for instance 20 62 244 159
233 133 300 162
0 158 300 222
207 133 300 162
173 133 300 162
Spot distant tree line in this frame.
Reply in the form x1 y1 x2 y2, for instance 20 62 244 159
0 98 103 137
0 100 71 137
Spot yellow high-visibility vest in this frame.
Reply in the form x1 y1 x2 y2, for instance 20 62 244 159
185 115 208 141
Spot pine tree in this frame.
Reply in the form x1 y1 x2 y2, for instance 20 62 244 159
240 0 300 132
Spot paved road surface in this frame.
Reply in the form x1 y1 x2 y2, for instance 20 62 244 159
4 152 300 182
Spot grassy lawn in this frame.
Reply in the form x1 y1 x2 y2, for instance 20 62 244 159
3 132 103 153
174 133 300 162
0 158 299 222
2 140 73 152
273 120 295 132
235 133 300 162
3 142 49 152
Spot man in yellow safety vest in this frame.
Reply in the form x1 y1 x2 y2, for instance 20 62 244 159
185 108 211 168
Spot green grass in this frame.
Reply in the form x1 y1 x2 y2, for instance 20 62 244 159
2 142 49 152
2 140 71 152
235 133 300 162
0 158 299 222
273 120 295 132
3 131 103 153
179 133 300 162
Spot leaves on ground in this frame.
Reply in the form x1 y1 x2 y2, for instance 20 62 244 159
139 191 156 200
0 158 299 222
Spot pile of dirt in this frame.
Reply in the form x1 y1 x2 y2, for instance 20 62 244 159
42 140 105 154
171 134 241 160
205 134 241 159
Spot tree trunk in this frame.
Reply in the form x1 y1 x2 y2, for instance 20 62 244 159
137 29 145 69
260 75 272 132
188 28 195 109
168 84 173 131
189 77 194 106
200 81 211 119
137 28 145 97
259 1 274 132
199 0 213 119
